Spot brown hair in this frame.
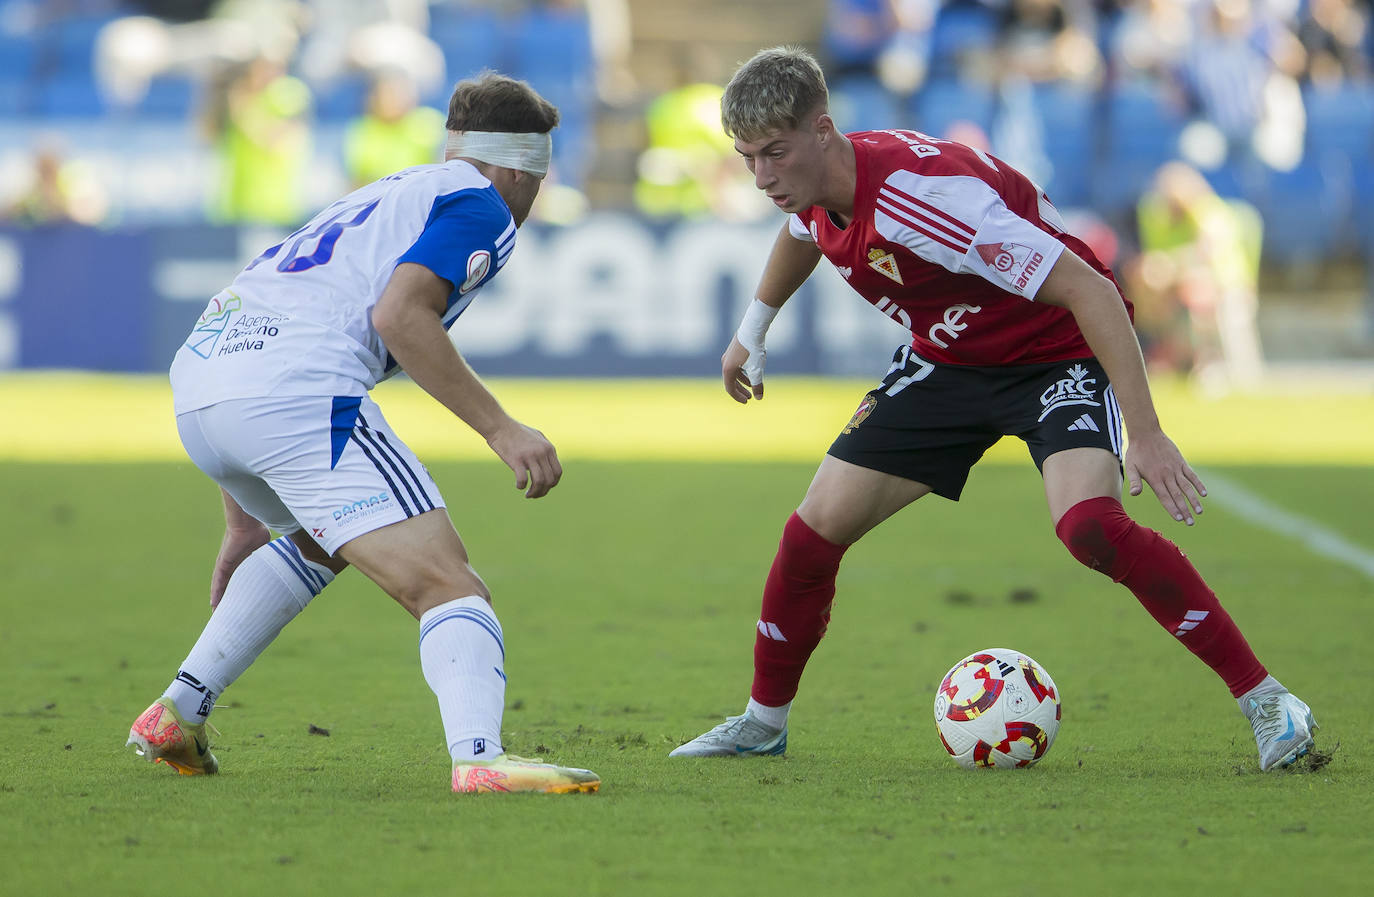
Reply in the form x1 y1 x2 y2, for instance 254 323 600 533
721 46 828 142
446 71 559 133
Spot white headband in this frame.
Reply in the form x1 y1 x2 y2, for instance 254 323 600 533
446 130 552 177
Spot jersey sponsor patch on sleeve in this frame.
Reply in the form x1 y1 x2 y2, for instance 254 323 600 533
965 203 1065 299
459 250 491 294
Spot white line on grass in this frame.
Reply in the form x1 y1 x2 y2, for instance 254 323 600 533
1201 470 1374 580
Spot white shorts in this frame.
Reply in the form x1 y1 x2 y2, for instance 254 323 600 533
176 394 446 556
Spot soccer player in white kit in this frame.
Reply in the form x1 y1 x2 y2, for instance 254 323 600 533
126 72 599 793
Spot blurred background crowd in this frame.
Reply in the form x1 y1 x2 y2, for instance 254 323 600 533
0 0 1371 382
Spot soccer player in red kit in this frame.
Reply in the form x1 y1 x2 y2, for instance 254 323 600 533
668 46 1316 771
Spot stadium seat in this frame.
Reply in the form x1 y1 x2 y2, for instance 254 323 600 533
927 3 999 82
313 75 369 122
914 78 995 138
137 75 197 120
33 72 106 117
830 74 898 132
1094 81 1186 216
504 5 595 188
429 4 506 83
0 34 35 79
1032 83 1097 208
1303 82 1374 161
1255 158 1353 262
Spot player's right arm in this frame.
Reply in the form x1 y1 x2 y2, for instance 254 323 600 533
724 222 822 403
372 262 561 498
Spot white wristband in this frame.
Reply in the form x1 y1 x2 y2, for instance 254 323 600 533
735 299 779 386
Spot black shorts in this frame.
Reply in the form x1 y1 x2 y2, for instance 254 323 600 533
828 346 1123 500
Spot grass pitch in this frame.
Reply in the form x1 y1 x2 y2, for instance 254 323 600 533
2 376 1371 896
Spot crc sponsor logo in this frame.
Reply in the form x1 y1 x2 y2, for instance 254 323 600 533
1038 363 1100 421
976 241 1045 293
332 490 392 521
927 302 982 349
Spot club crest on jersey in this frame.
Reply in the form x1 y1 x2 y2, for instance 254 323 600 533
867 247 903 284
976 241 1045 293
459 250 492 294
843 393 879 433
1038 363 1100 421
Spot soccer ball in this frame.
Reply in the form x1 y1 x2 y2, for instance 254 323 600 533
933 648 1061 769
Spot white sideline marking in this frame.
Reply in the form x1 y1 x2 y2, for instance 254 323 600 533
1201 471 1374 579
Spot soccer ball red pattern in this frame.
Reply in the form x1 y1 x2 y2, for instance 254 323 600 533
933 648 1061 769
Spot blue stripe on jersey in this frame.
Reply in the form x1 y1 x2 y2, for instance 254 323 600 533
356 411 435 514
419 607 505 659
397 185 512 303
330 396 363 470
348 431 413 517
268 537 328 596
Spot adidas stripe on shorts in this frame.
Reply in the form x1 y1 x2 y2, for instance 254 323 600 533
827 347 1123 501
176 394 444 555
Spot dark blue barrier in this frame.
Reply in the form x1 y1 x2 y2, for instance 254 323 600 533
0 217 910 378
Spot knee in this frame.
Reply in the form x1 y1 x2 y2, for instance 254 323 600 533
777 511 848 577
1055 497 1137 580
401 562 491 620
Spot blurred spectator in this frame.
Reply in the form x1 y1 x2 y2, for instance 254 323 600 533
2 140 109 227
988 0 1103 87
1133 160 1264 388
298 0 443 98
1296 0 1371 87
823 0 937 93
1109 0 1195 86
634 80 758 220
1175 0 1307 174
203 53 313 225
820 0 936 128
344 72 444 187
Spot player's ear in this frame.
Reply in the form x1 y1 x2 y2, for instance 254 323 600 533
815 112 835 143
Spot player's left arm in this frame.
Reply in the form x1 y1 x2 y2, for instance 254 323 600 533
373 262 562 498
210 488 271 609
1035 250 1207 525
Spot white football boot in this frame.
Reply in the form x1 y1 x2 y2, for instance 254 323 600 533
1244 690 1317 771
669 711 787 757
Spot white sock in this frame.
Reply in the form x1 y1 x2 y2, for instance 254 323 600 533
419 596 506 763
1237 674 1286 712
164 536 333 722
746 697 790 730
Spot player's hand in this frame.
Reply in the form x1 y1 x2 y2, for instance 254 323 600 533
723 336 765 403
487 419 563 498
211 522 271 609
1123 430 1207 525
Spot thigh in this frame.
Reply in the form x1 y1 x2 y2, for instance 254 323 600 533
194 394 447 556
334 508 487 616
799 455 932 545
1042 447 1123 526
826 345 1003 502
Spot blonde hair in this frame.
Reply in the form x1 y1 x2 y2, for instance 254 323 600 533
721 46 829 142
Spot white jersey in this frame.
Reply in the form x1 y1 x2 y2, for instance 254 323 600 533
171 160 516 413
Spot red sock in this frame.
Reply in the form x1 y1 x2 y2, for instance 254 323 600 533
1056 496 1267 697
751 512 849 707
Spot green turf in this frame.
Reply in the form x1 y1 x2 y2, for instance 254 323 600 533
1 459 1369 896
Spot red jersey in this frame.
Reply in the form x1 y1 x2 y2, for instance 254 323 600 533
790 130 1131 366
